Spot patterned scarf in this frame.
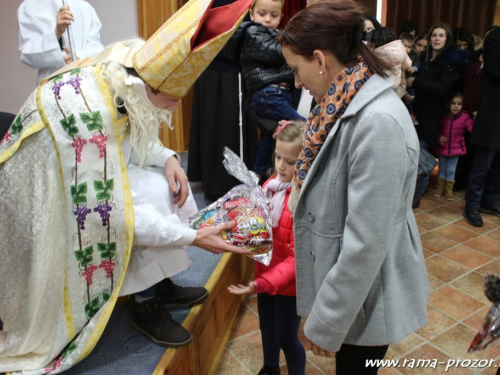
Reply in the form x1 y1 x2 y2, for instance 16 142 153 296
288 61 372 213
262 177 292 227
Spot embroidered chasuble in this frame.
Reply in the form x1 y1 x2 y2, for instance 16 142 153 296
0 65 134 374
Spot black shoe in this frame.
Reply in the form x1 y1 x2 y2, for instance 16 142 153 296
257 364 281 375
480 203 500 218
463 206 483 227
130 296 192 348
157 278 209 309
412 198 420 209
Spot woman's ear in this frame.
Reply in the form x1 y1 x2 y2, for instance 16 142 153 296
312 50 326 73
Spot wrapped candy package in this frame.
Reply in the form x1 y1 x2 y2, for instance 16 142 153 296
185 147 273 266
468 274 500 352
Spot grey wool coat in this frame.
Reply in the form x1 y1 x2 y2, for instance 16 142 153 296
294 74 430 352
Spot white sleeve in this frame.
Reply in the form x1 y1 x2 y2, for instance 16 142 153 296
75 4 103 59
18 2 66 70
133 201 197 247
129 142 179 168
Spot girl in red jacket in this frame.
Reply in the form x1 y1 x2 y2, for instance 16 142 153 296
228 120 306 375
433 92 474 200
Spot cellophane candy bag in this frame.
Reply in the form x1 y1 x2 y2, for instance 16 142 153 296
468 274 500 352
184 147 273 266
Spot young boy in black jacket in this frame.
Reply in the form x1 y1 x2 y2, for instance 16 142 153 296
227 0 304 181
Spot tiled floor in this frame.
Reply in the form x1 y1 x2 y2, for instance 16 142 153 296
215 187 500 375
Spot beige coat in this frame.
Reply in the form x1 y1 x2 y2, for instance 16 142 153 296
375 40 412 97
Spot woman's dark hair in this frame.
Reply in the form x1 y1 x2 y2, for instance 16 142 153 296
453 27 475 52
363 14 381 30
278 0 390 77
425 23 453 61
399 20 417 35
372 27 396 48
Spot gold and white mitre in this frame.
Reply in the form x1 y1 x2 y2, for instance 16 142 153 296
46 0 253 99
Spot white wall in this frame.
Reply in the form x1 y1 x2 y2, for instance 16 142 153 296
0 0 138 114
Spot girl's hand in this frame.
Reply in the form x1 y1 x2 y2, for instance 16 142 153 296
439 135 447 145
227 281 257 295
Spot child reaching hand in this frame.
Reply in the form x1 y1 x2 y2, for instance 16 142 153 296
228 120 306 375
433 92 474 200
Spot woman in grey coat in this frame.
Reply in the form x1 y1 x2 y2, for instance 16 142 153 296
278 1 429 373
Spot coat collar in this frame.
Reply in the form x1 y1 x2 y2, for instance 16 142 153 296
298 74 393 194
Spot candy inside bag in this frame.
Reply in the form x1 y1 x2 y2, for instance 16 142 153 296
184 148 273 266
468 274 500 352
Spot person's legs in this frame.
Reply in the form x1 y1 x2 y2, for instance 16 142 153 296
419 139 431 151
335 343 389 375
480 150 500 211
156 277 208 309
274 295 305 375
257 293 281 368
254 131 276 180
252 86 304 122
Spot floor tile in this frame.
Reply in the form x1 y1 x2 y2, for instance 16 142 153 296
216 350 252 374
425 256 470 282
415 306 457 341
486 228 500 242
463 306 491 332
441 246 493 270
415 213 449 230
433 223 479 243
422 248 435 259
446 199 467 213
420 232 458 253
455 218 500 234
428 286 485 320
386 334 425 359
418 198 442 211
482 214 500 226
451 272 491 304
430 323 499 361
427 206 466 222
464 237 500 257
428 274 445 291
476 260 500 276
229 304 260 340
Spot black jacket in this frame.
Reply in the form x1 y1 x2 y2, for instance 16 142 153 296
224 21 294 94
413 46 464 145
469 28 500 151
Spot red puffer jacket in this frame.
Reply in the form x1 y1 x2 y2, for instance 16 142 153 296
254 185 296 296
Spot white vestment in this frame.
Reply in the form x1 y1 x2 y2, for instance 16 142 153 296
18 0 104 85
119 137 198 296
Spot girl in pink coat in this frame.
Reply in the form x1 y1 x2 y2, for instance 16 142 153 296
228 120 306 375
433 92 474 200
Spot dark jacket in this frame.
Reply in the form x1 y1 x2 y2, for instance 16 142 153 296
469 28 500 151
224 21 294 94
413 47 464 145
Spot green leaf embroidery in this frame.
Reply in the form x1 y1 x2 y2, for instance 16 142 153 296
97 242 116 259
70 68 82 76
71 183 88 205
60 114 79 137
61 342 77 361
94 178 114 201
52 74 64 83
10 116 22 135
74 245 94 267
85 297 101 319
80 111 103 131
103 293 111 302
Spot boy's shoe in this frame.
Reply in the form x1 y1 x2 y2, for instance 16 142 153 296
157 278 208 309
257 364 281 375
479 203 500 217
463 206 483 227
130 296 192 348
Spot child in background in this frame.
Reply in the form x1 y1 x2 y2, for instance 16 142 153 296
228 120 306 375
227 0 304 183
400 32 420 120
372 27 412 98
433 92 474 200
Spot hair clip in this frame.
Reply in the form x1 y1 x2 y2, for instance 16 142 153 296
278 120 293 132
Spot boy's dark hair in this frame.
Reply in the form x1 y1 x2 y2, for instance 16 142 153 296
399 20 417 35
372 27 396 48
399 32 415 45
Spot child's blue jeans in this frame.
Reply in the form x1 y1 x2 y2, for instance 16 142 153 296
251 85 303 123
438 155 459 180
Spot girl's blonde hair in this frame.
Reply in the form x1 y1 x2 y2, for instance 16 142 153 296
276 120 306 150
